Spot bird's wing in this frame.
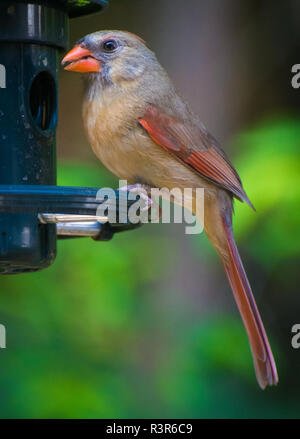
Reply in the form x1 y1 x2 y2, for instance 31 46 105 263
139 104 254 209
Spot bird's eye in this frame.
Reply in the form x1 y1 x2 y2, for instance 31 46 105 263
102 40 118 52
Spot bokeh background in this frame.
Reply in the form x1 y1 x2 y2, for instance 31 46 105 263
1 0 300 418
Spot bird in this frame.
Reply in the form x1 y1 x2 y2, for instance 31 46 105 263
61 30 278 389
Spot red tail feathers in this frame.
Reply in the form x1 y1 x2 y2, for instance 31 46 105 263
221 218 278 389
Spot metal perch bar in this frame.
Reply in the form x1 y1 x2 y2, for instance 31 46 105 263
56 222 103 238
38 213 109 224
38 214 109 238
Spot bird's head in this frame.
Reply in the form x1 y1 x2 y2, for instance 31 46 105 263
61 30 155 85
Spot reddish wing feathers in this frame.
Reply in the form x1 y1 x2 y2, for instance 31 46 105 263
188 148 243 199
139 105 254 209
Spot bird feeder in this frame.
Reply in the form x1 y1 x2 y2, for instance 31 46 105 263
0 0 139 274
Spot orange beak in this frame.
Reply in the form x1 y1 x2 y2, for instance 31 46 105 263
61 45 101 73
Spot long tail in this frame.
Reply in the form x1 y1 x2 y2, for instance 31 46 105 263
220 217 278 389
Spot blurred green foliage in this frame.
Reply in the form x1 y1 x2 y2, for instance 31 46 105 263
0 119 299 418
233 118 300 271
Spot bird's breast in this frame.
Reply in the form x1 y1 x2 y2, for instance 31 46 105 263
82 90 149 181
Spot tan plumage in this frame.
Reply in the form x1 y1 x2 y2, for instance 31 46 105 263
62 30 278 389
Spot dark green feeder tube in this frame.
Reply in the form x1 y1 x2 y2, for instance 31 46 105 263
0 0 108 273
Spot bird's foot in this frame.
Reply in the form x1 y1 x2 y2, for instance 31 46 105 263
119 183 161 217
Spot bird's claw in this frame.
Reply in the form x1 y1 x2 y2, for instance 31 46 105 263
119 184 161 216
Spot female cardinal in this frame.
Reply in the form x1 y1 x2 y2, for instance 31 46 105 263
62 30 278 389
